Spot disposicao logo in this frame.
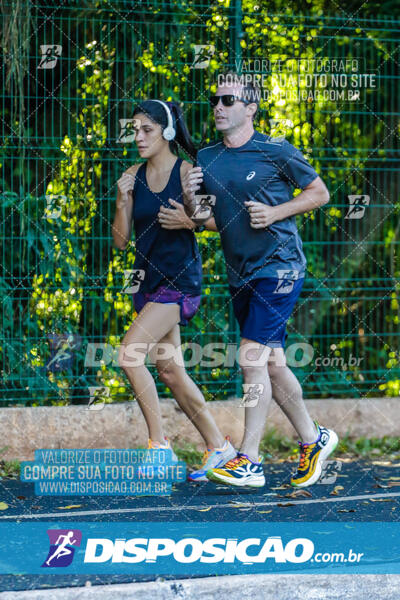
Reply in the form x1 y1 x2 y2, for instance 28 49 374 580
84 536 314 564
42 529 82 567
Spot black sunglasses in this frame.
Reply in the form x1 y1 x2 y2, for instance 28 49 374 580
209 94 249 108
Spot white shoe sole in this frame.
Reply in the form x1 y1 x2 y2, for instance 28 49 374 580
292 430 339 488
188 474 208 482
207 471 265 488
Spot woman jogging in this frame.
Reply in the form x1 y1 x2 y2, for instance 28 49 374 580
112 99 235 481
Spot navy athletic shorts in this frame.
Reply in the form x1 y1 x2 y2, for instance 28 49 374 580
229 277 304 347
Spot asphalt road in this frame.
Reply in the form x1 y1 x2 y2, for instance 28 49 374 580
0 460 399 593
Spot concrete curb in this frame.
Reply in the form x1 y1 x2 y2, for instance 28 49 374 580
1 397 399 461
1 574 400 600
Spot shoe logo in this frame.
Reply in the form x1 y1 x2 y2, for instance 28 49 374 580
246 171 256 180
320 432 329 445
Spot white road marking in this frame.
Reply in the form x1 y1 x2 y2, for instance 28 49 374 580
0 491 398 519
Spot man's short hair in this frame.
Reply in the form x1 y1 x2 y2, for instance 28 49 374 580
216 70 261 118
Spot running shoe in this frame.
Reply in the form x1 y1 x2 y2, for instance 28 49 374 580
148 437 178 462
206 453 265 488
188 437 237 482
291 423 339 487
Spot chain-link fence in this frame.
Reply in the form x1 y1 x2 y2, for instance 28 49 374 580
1 1 399 405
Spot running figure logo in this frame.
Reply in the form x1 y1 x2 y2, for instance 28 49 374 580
192 194 216 220
43 194 67 219
345 195 370 219
191 44 215 68
274 270 299 294
123 269 145 293
117 118 141 144
37 45 62 69
46 333 81 372
240 383 264 407
42 529 82 568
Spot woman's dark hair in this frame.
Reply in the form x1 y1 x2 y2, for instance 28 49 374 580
132 100 197 160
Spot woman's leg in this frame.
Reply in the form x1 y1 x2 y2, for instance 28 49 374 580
118 302 180 445
152 325 225 449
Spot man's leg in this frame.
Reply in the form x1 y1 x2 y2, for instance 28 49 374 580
267 348 338 487
238 338 272 462
268 347 318 443
206 338 270 488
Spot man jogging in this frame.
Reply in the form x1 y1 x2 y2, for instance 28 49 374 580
181 72 338 488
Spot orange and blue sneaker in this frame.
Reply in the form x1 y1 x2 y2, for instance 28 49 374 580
291 423 339 487
206 453 265 488
188 437 236 482
148 437 178 462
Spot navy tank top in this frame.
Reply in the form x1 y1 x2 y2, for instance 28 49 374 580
131 157 202 295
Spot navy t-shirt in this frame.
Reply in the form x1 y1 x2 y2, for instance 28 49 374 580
196 130 319 287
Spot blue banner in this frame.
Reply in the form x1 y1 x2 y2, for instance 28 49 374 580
0 522 399 575
20 449 186 496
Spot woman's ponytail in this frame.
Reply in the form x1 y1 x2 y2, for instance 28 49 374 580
168 102 197 161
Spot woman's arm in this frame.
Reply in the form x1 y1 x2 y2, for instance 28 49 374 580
112 165 139 250
158 198 197 230
157 161 219 231
204 216 217 231
158 160 197 230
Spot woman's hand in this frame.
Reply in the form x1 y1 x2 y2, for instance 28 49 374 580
245 200 279 229
116 172 135 210
158 199 196 230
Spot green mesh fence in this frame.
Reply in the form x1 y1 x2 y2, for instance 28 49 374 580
1 1 399 406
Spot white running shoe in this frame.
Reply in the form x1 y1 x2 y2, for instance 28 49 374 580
188 437 237 482
148 437 178 462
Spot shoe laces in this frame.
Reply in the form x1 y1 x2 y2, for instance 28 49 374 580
148 439 170 450
200 438 229 466
298 442 314 471
200 449 212 466
224 454 248 469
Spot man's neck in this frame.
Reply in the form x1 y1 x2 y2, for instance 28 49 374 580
223 125 255 148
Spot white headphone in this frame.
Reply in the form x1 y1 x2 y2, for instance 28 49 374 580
151 99 176 141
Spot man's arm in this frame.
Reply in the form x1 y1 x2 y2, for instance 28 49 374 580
245 176 329 229
181 165 214 226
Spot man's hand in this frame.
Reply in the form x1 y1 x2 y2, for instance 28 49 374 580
181 166 204 204
181 166 215 226
158 198 196 230
245 201 279 229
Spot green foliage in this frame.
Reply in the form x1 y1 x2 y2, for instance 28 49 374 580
1 1 399 404
337 434 400 457
0 460 20 479
260 428 298 460
174 443 204 467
